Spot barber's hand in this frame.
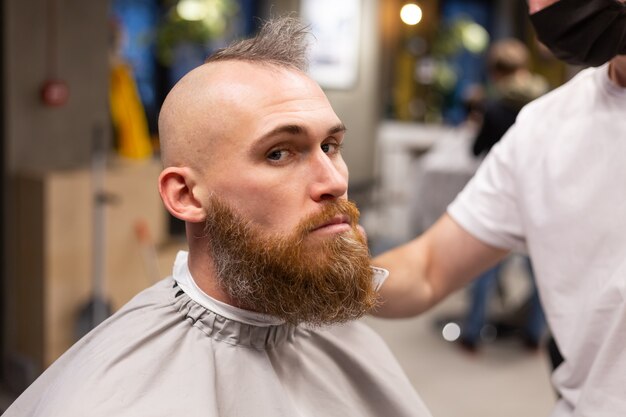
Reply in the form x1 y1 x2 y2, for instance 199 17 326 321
528 0 560 13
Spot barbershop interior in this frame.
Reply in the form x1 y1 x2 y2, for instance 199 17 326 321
2 0 595 414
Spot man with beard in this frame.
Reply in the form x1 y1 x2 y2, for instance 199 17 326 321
4 16 431 417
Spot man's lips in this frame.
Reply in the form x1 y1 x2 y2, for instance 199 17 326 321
310 214 352 234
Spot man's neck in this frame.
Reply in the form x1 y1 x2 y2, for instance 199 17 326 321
187 248 240 307
609 56 626 88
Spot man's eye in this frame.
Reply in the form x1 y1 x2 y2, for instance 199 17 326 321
321 143 341 154
267 149 288 161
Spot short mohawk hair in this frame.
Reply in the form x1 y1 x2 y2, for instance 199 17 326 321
205 15 312 72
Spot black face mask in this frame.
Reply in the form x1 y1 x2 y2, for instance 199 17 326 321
530 0 626 67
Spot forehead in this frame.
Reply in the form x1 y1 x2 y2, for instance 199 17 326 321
209 62 340 135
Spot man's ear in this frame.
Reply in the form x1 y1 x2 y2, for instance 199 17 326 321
158 167 207 223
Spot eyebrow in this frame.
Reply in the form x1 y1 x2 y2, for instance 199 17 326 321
328 123 347 136
258 122 347 141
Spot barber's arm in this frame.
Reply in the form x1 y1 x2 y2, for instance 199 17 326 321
371 214 509 318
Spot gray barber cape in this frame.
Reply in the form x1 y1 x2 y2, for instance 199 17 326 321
5 277 432 416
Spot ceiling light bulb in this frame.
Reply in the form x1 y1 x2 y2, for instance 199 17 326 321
401 3 423 26
176 0 209 21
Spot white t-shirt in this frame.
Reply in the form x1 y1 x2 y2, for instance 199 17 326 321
448 63 626 417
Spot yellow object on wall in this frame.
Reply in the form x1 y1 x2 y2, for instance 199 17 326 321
109 63 153 160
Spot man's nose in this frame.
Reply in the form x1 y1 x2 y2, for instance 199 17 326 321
309 152 348 202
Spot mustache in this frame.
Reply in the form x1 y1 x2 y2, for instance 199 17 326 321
296 200 361 236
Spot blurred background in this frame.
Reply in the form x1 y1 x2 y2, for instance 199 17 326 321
0 0 579 414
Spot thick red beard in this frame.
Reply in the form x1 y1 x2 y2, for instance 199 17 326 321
202 197 378 326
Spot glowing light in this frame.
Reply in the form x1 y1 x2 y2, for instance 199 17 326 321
461 22 489 53
442 322 461 342
176 0 209 21
400 3 423 26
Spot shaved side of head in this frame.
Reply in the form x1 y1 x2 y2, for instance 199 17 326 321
158 65 221 170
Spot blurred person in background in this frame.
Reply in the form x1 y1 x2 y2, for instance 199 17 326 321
471 39 548 157
460 39 549 352
374 1 626 416
4 17 432 417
